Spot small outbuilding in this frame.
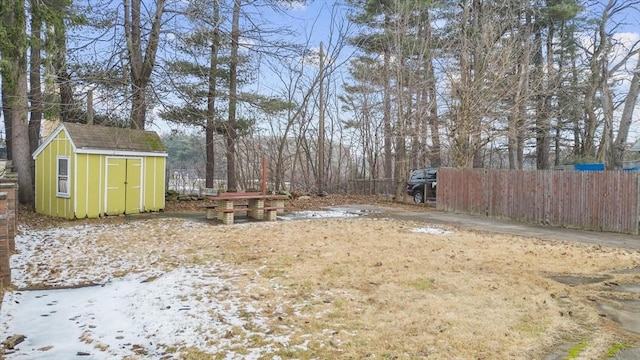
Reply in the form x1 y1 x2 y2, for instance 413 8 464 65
32 122 168 219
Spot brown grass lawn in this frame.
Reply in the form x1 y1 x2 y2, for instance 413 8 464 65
15 197 640 359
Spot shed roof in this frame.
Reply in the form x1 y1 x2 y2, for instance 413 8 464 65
33 122 168 159
63 123 167 153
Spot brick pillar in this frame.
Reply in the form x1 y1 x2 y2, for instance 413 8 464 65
217 200 232 221
273 199 285 215
0 181 18 252
248 199 264 220
0 192 11 287
265 209 278 221
221 212 234 225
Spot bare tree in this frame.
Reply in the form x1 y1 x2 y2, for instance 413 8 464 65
611 54 640 169
124 0 165 129
262 3 352 192
579 0 640 168
340 59 384 185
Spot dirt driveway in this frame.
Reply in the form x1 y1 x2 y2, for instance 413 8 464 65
381 206 640 251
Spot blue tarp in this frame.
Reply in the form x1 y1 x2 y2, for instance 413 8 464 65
574 163 605 172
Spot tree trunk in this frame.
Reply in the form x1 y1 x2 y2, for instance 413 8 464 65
29 5 43 155
509 11 531 170
411 88 423 170
394 60 407 200
124 0 165 129
470 0 484 169
426 54 441 167
455 0 485 168
554 20 567 167
453 0 471 168
610 55 640 169
205 0 220 188
583 4 610 158
382 37 392 188
130 84 147 129
535 16 552 170
2 82 13 161
583 76 598 158
52 21 76 123
598 58 613 164
11 79 33 203
317 43 325 194
1 0 34 203
569 43 582 156
226 0 240 190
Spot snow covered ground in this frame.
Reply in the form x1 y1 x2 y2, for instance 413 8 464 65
410 227 453 235
2 267 281 359
278 210 361 221
0 210 452 359
1 224 289 359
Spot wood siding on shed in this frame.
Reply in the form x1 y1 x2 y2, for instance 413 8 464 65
437 168 640 235
35 131 75 219
143 156 165 211
74 153 104 218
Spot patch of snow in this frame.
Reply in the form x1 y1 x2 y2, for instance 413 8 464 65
11 219 218 289
2 222 296 359
278 210 361 221
12 224 112 288
11 222 178 289
1 266 287 359
410 227 453 235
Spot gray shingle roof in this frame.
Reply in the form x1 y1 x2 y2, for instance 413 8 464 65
63 123 167 153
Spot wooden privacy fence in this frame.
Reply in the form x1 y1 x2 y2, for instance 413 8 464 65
437 168 640 235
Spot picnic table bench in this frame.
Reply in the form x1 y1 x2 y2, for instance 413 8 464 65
205 192 288 225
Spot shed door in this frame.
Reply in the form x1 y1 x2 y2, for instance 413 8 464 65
125 159 142 214
106 158 142 215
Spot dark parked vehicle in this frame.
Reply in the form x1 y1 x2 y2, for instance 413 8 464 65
406 167 437 203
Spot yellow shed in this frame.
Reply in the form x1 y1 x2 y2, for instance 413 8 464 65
32 123 168 219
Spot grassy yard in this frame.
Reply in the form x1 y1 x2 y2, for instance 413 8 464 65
10 210 640 359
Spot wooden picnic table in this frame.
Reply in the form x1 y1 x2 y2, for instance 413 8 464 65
204 192 289 225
